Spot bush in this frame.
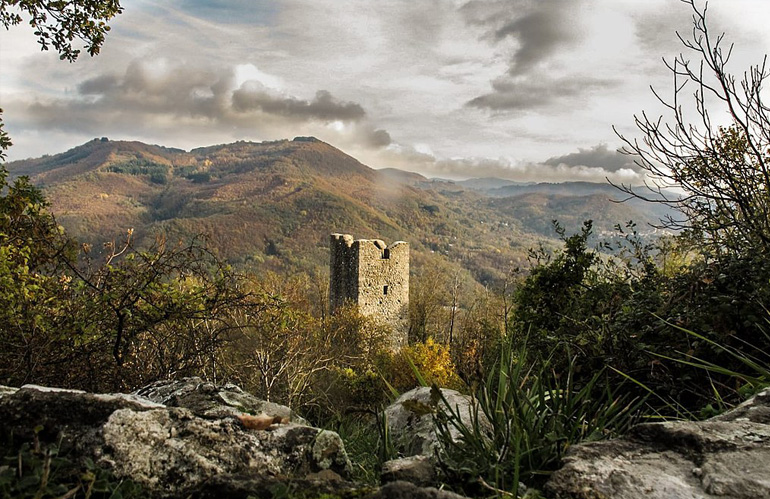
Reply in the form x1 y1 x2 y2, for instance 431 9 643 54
508 219 770 413
386 337 463 392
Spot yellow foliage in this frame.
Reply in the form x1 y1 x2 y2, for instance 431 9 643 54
387 337 463 392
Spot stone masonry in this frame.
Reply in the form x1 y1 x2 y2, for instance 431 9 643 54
329 234 409 348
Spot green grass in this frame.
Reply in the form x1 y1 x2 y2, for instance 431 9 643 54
333 417 383 485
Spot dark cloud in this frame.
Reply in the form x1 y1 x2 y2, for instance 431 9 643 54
463 0 605 112
467 74 617 111
495 7 574 75
15 58 392 153
69 60 232 120
232 87 365 121
630 4 740 59
30 59 368 125
365 128 392 148
544 144 639 172
462 0 579 75
77 74 120 95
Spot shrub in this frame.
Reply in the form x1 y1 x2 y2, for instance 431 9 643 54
387 337 463 392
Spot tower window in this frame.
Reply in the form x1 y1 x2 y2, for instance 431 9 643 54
383 285 389 295
382 248 390 259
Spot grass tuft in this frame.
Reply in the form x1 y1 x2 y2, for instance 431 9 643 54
432 337 645 496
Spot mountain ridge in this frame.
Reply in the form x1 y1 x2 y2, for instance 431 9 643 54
6 137 672 285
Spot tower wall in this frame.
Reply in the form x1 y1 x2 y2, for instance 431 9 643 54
329 233 358 312
329 234 409 349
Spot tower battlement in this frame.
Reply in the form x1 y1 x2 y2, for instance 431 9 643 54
329 233 409 348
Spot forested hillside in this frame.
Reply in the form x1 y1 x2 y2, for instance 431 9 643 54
8 136 666 285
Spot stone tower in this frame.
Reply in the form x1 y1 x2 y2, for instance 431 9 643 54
329 233 409 348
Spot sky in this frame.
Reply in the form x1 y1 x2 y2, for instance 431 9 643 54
1 0 769 183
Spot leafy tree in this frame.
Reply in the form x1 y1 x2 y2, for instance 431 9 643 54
66 233 251 390
0 165 254 391
409 261 452 343
604 0 770 408
0 0 122 61
0 165 78 387
513 221 603 345
614 0 770 256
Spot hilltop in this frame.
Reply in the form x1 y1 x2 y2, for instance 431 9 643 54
7 137 670 285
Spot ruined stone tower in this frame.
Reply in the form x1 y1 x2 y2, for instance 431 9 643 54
329 234 409 348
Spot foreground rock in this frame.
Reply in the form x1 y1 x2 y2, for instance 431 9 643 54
545 388 770 499
0 380 349 498
385 387 486 457
381 387 491 487
0 379 473 498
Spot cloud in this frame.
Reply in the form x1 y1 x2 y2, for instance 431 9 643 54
77 74 120 95
364 128 392 148
232 87 365 121
68 59 235 121
372 143 642 184
462 0 580 75
495 5 575 75
1 57 398 162
43 59 368 125
462 0 624 112
14 58 387 142
544 143 639 172
467 74 617 111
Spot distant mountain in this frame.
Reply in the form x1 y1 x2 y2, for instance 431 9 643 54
455 177 533 191
7 138 675 285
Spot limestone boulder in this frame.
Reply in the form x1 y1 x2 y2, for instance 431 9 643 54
0 384 162 449
545 388 770 499
381 386 490 486
381 456 437 487
0 381 349 498
369 480 471 499
100 408 350 496
384 386 488 458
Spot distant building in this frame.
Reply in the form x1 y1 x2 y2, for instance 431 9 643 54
329 233 409 348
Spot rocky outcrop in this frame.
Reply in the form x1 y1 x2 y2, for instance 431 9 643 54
0 380 475 499
0 380 349 498
381 387 490 487
384 386 487 458
545 388 770 499
381 455 437 487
